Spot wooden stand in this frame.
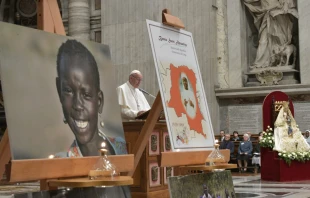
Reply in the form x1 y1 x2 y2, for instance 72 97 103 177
0 0 134 191
124 10 235 197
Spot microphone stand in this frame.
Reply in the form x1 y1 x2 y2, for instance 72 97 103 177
139 88 156 99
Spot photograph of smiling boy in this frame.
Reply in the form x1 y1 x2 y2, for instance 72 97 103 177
55 40 126 157
0 22 126 160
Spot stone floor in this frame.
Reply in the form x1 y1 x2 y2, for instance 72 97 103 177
1 174 310 197
233 174 310 198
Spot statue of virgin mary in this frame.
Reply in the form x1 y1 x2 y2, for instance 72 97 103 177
273 102 310 152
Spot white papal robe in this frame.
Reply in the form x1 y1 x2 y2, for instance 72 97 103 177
117 81 151 121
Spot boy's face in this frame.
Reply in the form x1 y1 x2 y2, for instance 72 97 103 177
57 57 102 144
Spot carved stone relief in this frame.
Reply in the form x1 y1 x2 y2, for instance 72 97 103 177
151 135 157 152
151 166 158 181
255 70 283 86
165 135 171 151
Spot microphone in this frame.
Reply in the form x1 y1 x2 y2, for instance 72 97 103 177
139 88 156 99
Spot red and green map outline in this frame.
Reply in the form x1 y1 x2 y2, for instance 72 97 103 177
167 64 206 139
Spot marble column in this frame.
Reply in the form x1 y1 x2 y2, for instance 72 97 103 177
216 0 229 89
298 0 310 85
68 0 90 40
227 0 245 88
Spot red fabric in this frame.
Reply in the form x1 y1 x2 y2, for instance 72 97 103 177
261 148 310 181
262 91 294 130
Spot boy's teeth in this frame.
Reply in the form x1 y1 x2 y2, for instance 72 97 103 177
75 120 88 128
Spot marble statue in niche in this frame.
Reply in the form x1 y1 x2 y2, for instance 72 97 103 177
243 0 298 71
165 135 171 151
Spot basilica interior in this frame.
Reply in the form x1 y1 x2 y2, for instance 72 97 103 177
1 0 310 198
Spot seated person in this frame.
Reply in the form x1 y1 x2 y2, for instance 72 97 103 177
304 130 310 145
219 130 225 141
246 131 255 141
237 133 253 172
274 102 310 152
252 136 262 173
231 131 240 141
219 134 234 159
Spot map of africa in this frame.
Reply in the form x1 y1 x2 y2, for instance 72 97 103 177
167 64 206 139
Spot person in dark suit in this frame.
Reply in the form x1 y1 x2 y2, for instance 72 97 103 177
220 134 235 158
231 131 240 141
237 133 253 172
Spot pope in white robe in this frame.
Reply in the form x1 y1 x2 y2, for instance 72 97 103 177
117 70 151 121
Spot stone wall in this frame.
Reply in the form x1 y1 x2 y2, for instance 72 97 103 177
220 95 310 134
217 0 310 134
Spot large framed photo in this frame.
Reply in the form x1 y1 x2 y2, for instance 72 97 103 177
0 22 127 160
146 20 215 151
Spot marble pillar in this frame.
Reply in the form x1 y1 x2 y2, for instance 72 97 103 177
227 0 244 88
298 0 310 85
216 0 229 89
68 0 90 40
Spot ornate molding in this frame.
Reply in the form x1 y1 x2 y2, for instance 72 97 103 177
255 70 283 86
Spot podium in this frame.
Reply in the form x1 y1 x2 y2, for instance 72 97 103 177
123 121 170 198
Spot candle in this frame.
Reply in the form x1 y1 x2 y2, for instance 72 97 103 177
213 139 220 149
48 154 55 159
99 142 108 156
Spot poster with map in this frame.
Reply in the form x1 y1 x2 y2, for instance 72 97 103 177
146 20 215 151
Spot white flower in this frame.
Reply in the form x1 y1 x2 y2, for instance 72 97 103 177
283 154 286 157
279 153 282 156
266 129 269 132
268 137 271 139
268 133 272 136
288 154 292 157
272 137 275 140
270 128 273 131
262 139 266 142
267 125 270 128
269 140 272 143
292 152 296 155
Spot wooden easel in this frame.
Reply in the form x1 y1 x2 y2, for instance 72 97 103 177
129 9 236 179
0 0 134 190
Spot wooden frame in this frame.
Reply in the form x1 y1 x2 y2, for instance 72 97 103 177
6 155 134 182
144 9 236 176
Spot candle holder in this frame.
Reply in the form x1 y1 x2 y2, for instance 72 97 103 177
88 144 119 180
206 144 225 167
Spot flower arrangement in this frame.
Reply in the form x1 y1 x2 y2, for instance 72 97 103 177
260 126 274 149
278 151 310 165
260 125 310 166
